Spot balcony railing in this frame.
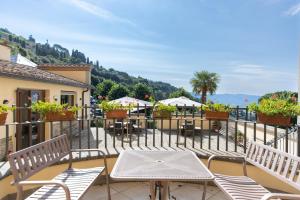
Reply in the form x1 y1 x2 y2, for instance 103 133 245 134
0 104 299 161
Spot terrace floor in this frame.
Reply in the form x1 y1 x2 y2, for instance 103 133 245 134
83 182 225 200
70 127 245 157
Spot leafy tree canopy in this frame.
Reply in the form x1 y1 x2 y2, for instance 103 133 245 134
133 83 152 101
169 87 196 100
259 91 297 102
108 84 129 100
96 79 116 98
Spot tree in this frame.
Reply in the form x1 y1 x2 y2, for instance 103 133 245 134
259 91 298 102
133 83 152 100
96 79 116 98
190 71 220 104
169 87 195 100
108 84 129 100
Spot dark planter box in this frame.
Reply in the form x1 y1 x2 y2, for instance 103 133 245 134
257 113 291 126
0 113 8 125
205 111 229 121
153 111 172 119
106 110 127 119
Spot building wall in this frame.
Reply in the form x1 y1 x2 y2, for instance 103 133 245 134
0 157 299 199
0 76 90 154
0 45 11 61
45 70 90 84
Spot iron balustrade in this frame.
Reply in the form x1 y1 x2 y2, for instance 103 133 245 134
0 104 299 161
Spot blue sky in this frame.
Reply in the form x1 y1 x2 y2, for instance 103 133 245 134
1 0 299 95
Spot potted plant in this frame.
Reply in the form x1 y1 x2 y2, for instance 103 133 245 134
153 103 177 119
0 105 13 125
248 98 300 126
203 103 231 121
31 101 80 122
100 101 128 119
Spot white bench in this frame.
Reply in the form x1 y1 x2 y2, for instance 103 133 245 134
208 141 300 200
8 134 111 200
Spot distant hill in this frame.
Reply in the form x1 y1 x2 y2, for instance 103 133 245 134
194 93 260 107
0 27 177 100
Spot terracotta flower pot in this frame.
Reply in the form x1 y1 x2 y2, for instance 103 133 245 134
59 111 76 121
45 111 75 122
257 113 290 126
153 111 172 119
205 111 229 121
106 110 127 119
0 113 8 125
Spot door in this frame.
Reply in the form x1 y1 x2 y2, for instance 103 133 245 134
16 89 45 150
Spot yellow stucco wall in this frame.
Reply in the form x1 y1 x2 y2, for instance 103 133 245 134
45 70 90 85
1 157 299 199
0 76 90 152
0 45 10 61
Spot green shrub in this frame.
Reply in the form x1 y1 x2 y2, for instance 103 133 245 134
202 102 231 112
31 101 80 116
0 105 14 114
154 103 177 112
248 98 300 117
99 101 132 112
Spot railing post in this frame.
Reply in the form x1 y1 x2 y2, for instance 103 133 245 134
5 124 9 160
245 106 248 121
297 125 300 157
236 106 239 120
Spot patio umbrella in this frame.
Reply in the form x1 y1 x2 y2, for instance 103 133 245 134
110 96 152 112
158 96 202 107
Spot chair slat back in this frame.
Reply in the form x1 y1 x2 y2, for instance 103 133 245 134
246 141 300 191
8 134 70 183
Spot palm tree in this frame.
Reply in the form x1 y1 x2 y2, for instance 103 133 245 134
190 71 220 104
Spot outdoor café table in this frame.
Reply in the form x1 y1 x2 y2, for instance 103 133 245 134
110 150 214 200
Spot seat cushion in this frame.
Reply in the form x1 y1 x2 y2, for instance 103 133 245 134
26 167 104 200
214 173 270 200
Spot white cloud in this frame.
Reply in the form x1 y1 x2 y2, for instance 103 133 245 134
283 3 300 16
64 0 136 26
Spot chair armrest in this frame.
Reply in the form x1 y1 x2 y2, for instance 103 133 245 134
19 180 71 200
69 149 109 176
208 155 247 176
261 193 300 200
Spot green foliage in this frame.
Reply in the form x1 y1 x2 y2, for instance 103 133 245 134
0 105 14 114
169 87 195 100
107 84 129 100
96 79 116 98
31 101 80 116
190 71 220 103
259 91 297 102
248 98 300 117
202 102 232 112
99 101 131 112
2 27 178 100
154 103 177 112
133 83 152 100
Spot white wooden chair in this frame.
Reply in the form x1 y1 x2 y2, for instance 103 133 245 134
8 134 111 200
208 141 300 200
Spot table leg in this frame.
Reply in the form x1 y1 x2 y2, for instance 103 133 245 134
161 181 169 200
150 181 156 200
202 181 207 200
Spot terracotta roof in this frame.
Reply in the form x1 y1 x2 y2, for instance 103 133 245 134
37 63 91 71
0 60 90 88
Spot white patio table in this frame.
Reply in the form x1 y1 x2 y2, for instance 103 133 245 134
111 150 214 200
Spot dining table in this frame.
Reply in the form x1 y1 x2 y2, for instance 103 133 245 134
110 150 215 200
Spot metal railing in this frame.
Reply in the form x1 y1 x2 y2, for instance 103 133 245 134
0 104 299 161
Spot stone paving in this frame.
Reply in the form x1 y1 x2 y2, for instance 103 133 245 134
70 127 244 156
83 182 226 200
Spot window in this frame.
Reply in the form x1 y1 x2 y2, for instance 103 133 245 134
61 91 75 106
